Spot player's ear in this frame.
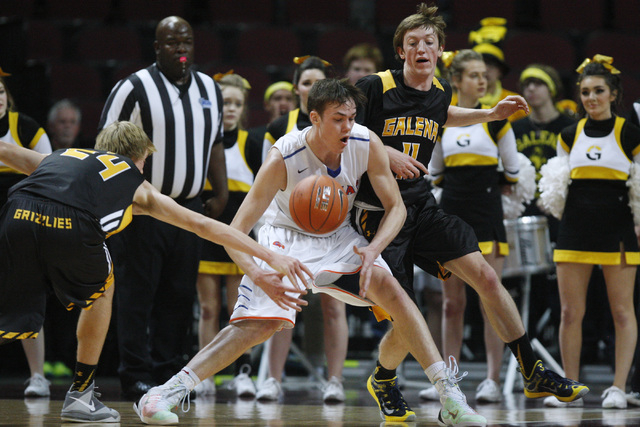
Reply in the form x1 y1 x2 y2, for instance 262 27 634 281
310 110 320 125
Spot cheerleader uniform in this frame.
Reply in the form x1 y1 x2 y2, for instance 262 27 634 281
430 105 519 255
554 116 640 265
199 128 262 274
262 108 311 162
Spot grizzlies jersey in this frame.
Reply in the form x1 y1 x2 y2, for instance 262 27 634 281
9 149 145 237
355 70 452 208
267 124 370 236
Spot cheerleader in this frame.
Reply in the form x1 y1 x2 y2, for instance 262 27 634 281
547 55 640 408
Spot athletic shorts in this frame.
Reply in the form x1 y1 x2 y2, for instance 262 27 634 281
353 193 479 301
0 196 113 340
229 223 391 329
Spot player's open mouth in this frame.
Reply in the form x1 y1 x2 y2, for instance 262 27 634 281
340 137 348 143
417 58 428 63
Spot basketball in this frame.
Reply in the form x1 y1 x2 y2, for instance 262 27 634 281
289 175 348 234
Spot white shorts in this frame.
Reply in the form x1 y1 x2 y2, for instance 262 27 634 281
229 224 391 328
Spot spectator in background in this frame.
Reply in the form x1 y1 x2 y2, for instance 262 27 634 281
194 71 262 398
628 96 640 407
98 16 227 401
466 17 527 123
0 68 52 398
343 43 384 85
47 99 82 150
248 81 296 143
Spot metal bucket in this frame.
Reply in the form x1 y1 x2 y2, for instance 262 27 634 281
502 216 553 278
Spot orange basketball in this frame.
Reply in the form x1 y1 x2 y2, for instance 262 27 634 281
289 175 349 234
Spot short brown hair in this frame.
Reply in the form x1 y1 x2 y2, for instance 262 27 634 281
393 3 446 62
95 121 156 161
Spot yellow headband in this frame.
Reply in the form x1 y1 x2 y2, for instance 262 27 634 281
264 81 293 103
293 55 332 67
0 66 11 77
440 51 459 69
472 43 505 62
213 70 252 90
576 54 621 75
520 67 557 97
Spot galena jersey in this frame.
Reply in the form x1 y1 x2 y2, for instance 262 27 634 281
355 70 452 207
9 149 145 237
267 124 370 236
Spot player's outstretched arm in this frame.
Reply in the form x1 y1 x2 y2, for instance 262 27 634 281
0 140 47 175
132 178 311 309
355 131 407 297
446 95 530 127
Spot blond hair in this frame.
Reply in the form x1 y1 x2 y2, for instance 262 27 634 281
393 3 446 62
95 121 156 160
218 73 250 129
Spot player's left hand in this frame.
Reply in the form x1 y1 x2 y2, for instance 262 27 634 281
386 146 428 179
491 95 530 120
353 245 377 298
266 253 314 292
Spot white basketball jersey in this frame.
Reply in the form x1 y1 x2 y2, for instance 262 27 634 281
267 124 371 236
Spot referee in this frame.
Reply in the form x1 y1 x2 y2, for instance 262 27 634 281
98 16 226 401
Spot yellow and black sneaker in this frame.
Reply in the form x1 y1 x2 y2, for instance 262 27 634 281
366 374 416 422
520 360 589 402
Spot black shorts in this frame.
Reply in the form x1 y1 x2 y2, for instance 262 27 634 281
353 194 479 301
0 196 112 339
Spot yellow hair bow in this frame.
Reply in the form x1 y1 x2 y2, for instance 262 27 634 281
0 66 11 77
213 70 252 89
293 55 332 67
479 17 507 27
576 54 621 75
440 51 458 69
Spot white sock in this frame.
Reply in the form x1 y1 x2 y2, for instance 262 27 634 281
425 361 447 384
176 367 201 391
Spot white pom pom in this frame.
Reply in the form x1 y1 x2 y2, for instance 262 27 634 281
626 162 640 225
502 153 537 219
538 156 571 219
431 185 442 204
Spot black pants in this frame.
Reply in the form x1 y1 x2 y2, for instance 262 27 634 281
111 197 203 388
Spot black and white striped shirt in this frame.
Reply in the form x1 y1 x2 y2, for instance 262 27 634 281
99 64 223 199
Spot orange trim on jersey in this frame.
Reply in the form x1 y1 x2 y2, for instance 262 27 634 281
229 316 295 329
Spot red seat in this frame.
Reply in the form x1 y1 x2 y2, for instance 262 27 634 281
50 62 103 100
584 31 640 74
613 0 640 31
209 0 274 24
193 28 222 66
26 20 63 61
620 74 640 115
317 28 379 69
120 0 188 23
539 0 605 31
76 99 107 141
48 0 112 20
503 31 576 73
286 0 350 26
76 25 142 63
450 0 516 31
236 27 301 67
442 30 470 51
375 0 422 30
109 61 149 88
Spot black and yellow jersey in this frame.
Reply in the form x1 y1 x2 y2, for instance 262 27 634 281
355 70 452 208
9 148 145 238
264 108 311 145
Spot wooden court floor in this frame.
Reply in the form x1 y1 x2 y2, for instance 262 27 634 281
2 362 640 426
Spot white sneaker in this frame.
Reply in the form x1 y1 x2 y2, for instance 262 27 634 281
626 391 640 407
134 377 191 425
601 386 627 409
24 373 50 397
228 365 256 397
475 379 502 403
419 384 440 401
543 395 584 407
322 376 345 402
194 378 216 397
256 377 283 401
434 356 487 426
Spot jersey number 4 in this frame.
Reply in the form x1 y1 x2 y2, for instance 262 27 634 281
61 148 132 181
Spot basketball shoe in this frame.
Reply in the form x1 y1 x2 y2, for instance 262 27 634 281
434 356 487 426
520 360 589 402
366 370 415 422
61 382 120 423
134 376 191 425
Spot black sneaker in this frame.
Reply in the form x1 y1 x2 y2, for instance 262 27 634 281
366 373 416 422
520 360 589 402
